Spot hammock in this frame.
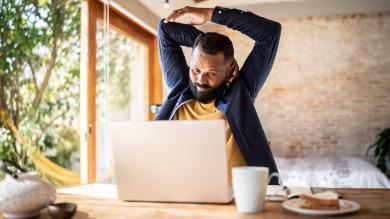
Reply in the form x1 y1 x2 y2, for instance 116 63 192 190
1 111 114 186
1 111 81 186
34 155 114 185
34 154 80 186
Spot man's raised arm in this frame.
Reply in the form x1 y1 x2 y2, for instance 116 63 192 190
157 20 202 89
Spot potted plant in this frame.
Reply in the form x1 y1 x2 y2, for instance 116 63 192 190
367 127 390 174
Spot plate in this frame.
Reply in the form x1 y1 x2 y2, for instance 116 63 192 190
282 199 360 216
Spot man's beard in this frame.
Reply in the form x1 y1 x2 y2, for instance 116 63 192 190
189 79 227 103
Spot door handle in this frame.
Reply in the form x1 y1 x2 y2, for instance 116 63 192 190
149 104 162 114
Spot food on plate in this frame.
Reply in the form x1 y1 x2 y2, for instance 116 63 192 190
297 191 340 210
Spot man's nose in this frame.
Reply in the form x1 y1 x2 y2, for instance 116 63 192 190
197 73 208 85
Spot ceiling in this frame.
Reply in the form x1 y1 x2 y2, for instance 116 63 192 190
136 0 390 20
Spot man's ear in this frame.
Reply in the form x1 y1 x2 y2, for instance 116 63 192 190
225 58 235 77
228 58 236 71
226 58 239 88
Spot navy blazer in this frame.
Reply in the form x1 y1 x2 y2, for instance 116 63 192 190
155 6 282 185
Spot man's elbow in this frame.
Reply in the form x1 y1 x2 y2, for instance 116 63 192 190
274 21 282 37
157 19 167 36
158 19 179 39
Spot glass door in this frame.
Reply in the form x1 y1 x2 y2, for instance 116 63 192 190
80 0 162 183
95 22 148 183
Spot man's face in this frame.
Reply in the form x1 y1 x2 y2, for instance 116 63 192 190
189 46 233 103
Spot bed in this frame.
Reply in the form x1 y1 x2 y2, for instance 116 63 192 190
275 156 390 188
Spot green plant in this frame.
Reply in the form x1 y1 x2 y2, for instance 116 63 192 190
0 0 80 171
367 127 390 173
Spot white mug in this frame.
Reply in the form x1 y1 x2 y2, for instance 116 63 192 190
232 166 280 213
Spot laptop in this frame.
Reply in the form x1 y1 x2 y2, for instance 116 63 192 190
110 120 234 204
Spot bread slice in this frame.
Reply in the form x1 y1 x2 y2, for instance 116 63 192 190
298 191 340 210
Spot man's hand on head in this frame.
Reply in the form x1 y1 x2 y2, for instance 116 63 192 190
164 6 213 25
226 59 239 88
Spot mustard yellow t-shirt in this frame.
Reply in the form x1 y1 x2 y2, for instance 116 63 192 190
175 100 247 186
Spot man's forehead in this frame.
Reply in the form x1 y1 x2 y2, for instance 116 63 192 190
191 47 226 66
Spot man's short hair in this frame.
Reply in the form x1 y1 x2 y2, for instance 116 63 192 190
193 32 234 61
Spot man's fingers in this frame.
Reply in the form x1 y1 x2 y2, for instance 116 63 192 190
165 8 188 23
170 10 186 22
233 61 239 75
232 65 237 76
165 11 178 23
170 7 191 22
165 9 181 23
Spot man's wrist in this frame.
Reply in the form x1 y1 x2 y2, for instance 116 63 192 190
206 8 213 21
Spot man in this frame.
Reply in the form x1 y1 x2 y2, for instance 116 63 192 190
156 6 281 185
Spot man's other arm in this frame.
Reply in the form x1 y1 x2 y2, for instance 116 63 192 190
211 7 281 100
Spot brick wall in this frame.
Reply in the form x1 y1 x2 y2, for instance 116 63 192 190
195 12 390 157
